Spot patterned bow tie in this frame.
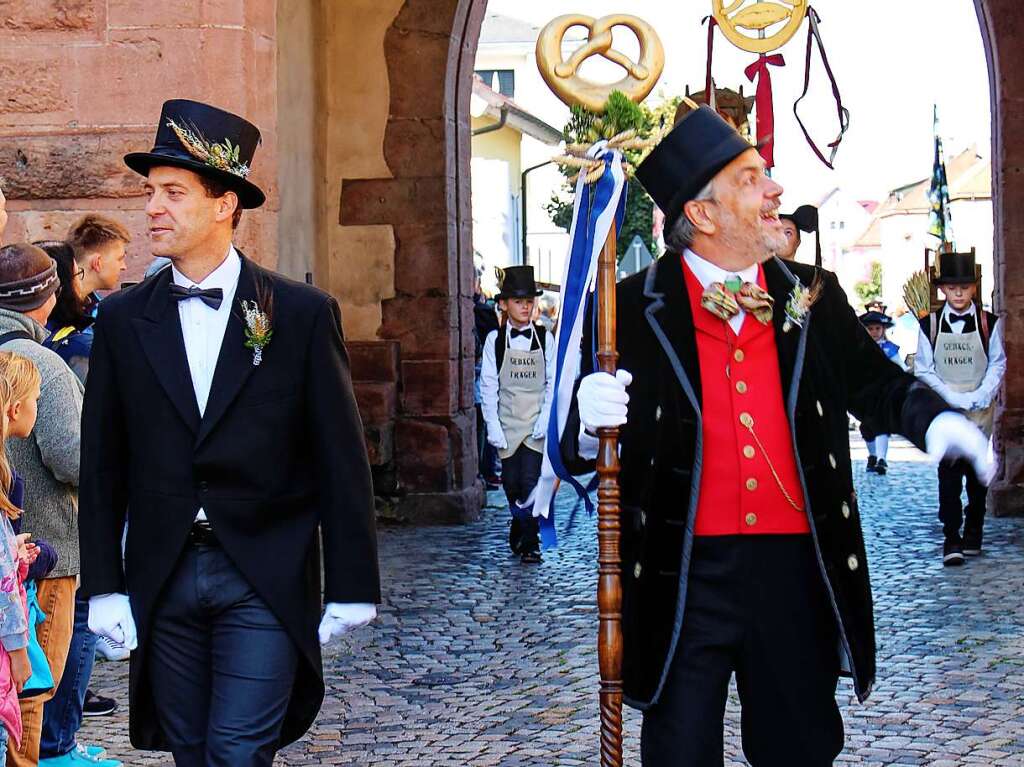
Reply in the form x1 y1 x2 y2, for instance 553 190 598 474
169 283 224 311
510 327 533 339
700 281 774 325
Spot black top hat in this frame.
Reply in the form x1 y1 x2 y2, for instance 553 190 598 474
496 265 542 300
781 204 819 234
858 310 894 328
125 99 265 209
635 105 754 233
934 250 977 286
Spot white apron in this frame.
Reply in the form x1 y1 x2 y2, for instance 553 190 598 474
497 327 546 460
933 321 993 436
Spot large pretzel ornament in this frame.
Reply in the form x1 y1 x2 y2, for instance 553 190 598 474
536 15 665 113
712 0 808 54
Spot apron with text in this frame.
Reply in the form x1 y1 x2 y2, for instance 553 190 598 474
497 328 546 460
934 323 993 436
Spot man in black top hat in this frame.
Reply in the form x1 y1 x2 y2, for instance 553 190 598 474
78 99 381 765
778 204 819 262
480 265 553 564
914 250 1005 565
560 105 992 765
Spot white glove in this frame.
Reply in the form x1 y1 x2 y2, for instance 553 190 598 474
925 411 995 485
578 370 632 433
487 430 508 451
88 593 138 651
318 602 377 646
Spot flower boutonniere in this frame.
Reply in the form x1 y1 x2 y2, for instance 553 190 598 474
240 299 273 366
783 273 824 333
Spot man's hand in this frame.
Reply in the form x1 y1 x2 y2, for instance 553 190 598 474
578 370 632 433
88 593 138 651
487 430 508 451
925 411 994 485
318 602 377 646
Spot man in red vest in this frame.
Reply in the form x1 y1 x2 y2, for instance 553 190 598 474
562 106 991 766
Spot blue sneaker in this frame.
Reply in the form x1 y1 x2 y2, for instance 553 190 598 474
39 744 122 766
83 745 108 760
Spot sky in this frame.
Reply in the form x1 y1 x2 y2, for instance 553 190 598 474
484 0 992 207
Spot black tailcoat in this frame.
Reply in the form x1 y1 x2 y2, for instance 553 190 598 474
79 256 380 749
563 254 949 709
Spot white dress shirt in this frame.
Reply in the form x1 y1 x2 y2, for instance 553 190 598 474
914 302 1006 411
480 323 556 447
172 246 241 521
683 248 760 336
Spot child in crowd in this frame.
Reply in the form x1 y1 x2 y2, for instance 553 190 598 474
0 352 46 760
858 308 905 475
480 266 554 564
915 250 1005 566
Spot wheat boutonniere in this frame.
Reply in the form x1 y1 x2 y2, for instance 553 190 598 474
241 299 273 366
783 273 824 333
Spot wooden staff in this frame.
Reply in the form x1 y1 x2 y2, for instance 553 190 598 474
595 220 623 765
536 15 664 765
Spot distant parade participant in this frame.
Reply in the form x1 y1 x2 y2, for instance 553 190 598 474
561 106 992 766
858 308 905 475
480 266 553 564
777 205 818 262
914 250 1005 566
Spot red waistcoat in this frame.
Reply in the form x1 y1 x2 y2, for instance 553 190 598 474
682 260 810 536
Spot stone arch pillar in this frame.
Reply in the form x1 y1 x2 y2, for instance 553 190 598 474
341 0 488 521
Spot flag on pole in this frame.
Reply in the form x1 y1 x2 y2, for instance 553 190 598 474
927 105 954 247
521 141 627 548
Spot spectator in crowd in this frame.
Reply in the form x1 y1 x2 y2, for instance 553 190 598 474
474 272 501 490
33 241 122 766
0 243 85 767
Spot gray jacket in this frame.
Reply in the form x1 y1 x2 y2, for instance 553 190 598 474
0 309 83 579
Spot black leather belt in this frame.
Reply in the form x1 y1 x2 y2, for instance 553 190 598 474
188 521 220 547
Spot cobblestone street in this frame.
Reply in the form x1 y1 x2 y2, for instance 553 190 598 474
82 438 1024 765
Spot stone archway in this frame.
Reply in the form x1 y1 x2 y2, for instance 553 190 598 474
340 0 1024 518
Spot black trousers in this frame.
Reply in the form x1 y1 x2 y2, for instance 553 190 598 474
501 443 542 552
938 458 987 539
641 535 844 767
148 543 299 767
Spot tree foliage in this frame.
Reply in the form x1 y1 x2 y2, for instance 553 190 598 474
854 262 884 307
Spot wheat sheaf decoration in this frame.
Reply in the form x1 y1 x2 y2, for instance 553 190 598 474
167 119 251 179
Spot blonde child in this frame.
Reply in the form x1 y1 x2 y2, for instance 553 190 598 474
0 352 43 758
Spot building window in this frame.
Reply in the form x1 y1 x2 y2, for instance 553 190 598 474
476 69 515 98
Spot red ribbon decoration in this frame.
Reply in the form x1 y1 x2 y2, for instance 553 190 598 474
744 53 785 169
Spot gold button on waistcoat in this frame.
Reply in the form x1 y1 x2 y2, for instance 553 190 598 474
847 555 859 571
734 349 745 362
745 512 757 526
743 445 756 459
841 502 851 519
740 412 754 428
736 381 748 394
745 478 758 491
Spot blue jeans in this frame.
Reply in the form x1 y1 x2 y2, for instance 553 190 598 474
148 544 298 767
39 594 97 757
0 720 8 761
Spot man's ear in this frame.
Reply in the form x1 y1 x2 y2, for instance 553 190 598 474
88 253 102 274
217 192 239 223
682 199 716 236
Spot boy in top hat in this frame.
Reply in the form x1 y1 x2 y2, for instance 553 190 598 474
480 265 554 564
560 105 992 765
78 100 380 765
914 250 1005 566
858 308 905 475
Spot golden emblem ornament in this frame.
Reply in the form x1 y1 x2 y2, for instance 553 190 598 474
711 0 808 54
536 14 665 113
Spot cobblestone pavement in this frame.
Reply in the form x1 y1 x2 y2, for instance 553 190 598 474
81 437 1024 765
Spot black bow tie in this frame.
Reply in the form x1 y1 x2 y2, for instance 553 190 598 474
949 312 972 324
510 328 532 339
169 284 224 311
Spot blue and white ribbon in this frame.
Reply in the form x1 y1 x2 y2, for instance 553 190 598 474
520 141 627 548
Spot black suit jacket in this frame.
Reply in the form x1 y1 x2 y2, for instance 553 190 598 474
79 255 380 749
563 254 949 709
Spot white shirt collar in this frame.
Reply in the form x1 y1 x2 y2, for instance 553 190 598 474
683 248 759 289
171 245 241 291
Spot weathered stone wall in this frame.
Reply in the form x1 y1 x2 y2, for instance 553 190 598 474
0 0 278 278
977 0 1024 515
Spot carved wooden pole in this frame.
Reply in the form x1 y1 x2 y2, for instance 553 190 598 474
595 220 623 766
